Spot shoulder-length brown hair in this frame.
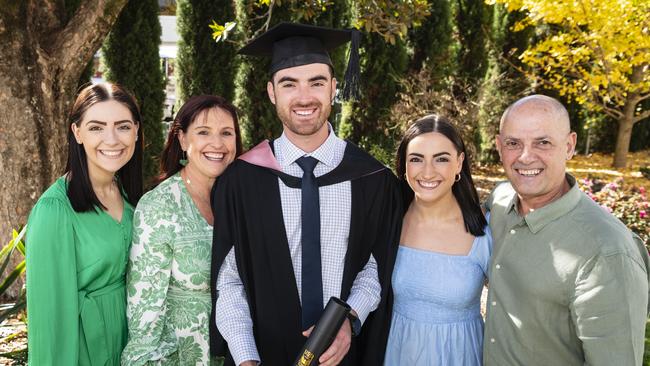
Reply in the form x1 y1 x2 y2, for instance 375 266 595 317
66 83 143 212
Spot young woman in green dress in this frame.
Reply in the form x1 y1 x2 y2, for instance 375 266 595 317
121 95 242 365
26 83 143 365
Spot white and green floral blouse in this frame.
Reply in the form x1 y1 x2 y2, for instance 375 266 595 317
121 173 222 366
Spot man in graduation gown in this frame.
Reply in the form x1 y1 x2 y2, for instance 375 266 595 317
209 23 402 366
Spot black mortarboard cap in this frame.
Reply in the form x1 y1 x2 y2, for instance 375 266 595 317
239 22 361 101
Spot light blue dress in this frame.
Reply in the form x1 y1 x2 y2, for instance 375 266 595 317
384 227 492 366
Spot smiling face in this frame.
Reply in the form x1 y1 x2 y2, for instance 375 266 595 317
496 99 577 209
267 63 336 144
72 100 139 181
178 107 237 182
405 132 464 205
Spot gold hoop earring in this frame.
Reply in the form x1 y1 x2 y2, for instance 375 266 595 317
455 173 461 182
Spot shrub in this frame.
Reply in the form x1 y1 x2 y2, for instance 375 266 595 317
578 177 649 246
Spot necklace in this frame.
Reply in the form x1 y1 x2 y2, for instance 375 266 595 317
181 169 211 208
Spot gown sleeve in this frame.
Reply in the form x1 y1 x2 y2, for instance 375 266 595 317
121 198 174 366
26 197 79 366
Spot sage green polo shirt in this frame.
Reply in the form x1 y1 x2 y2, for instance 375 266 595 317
484 174 650 366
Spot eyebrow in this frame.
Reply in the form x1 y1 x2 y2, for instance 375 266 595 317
308 75 329 82
276 75 329 84
86 120 133 126
408 152 452 158
502 136 552 141
276 76 298 84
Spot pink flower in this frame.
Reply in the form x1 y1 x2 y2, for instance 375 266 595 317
639 187 646 194
601 205 613 213
640 210 647 219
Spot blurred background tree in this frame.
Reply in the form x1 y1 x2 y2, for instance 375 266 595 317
176 0 238 103
103 0 166 186
488 0 650 167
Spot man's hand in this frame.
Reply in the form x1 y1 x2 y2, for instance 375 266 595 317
301 319 352 366
239 361 257 366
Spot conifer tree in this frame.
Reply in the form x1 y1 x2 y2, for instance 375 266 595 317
233 1 295 148
176 0 238 102
338 32 409 165
408 0 454 77
103 0 165 186
476 4 531 162
455 0 490 83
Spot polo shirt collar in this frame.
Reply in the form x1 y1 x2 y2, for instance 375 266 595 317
506 174 582 234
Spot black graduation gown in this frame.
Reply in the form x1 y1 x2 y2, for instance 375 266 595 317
209 140 402 366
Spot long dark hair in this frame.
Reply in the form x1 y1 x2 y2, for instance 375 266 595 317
65 83 143 212
396 115 486 236
156 95 243 184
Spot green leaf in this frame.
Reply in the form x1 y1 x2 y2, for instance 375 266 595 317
0 244 16 285
0 297 26 324
0 261 26 295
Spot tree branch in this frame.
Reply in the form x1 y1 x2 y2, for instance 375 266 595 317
50 0 128 83
637 92 650 103
600 103 624 120
31 0 64 33
632 109 650 124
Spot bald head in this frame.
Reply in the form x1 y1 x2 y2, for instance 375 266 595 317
500 95 570 135
495 94 577 211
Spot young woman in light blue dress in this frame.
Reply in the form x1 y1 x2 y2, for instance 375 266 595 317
385 115 492 366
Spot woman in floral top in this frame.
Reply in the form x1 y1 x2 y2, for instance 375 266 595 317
121 95 242 365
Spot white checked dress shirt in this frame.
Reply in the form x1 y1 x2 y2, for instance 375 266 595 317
215 129 381 365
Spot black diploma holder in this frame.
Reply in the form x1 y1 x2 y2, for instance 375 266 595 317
294 297 352 366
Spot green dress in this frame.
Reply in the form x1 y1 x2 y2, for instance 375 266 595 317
121 173 222 365
26 177 133 366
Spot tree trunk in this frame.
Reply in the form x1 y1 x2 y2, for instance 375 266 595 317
612 94 641 168
0 0 127 299
613 116 634 168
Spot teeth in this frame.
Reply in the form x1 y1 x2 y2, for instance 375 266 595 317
419 180 440 189
204 152 224 161
100 150 122 157
518 169 541 176
294 109 315 116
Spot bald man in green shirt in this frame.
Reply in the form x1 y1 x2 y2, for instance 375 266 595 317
484 94 650 365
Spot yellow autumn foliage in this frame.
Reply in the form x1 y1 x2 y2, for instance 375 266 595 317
487 0 649 112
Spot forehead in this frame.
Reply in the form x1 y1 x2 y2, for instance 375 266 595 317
82 100 133 122
407 132 457 153
273 62 332 81
190 107 234 128
501 107 565 138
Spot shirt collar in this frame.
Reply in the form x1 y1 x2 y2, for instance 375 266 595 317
506 174 582 234
277 123 343 168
